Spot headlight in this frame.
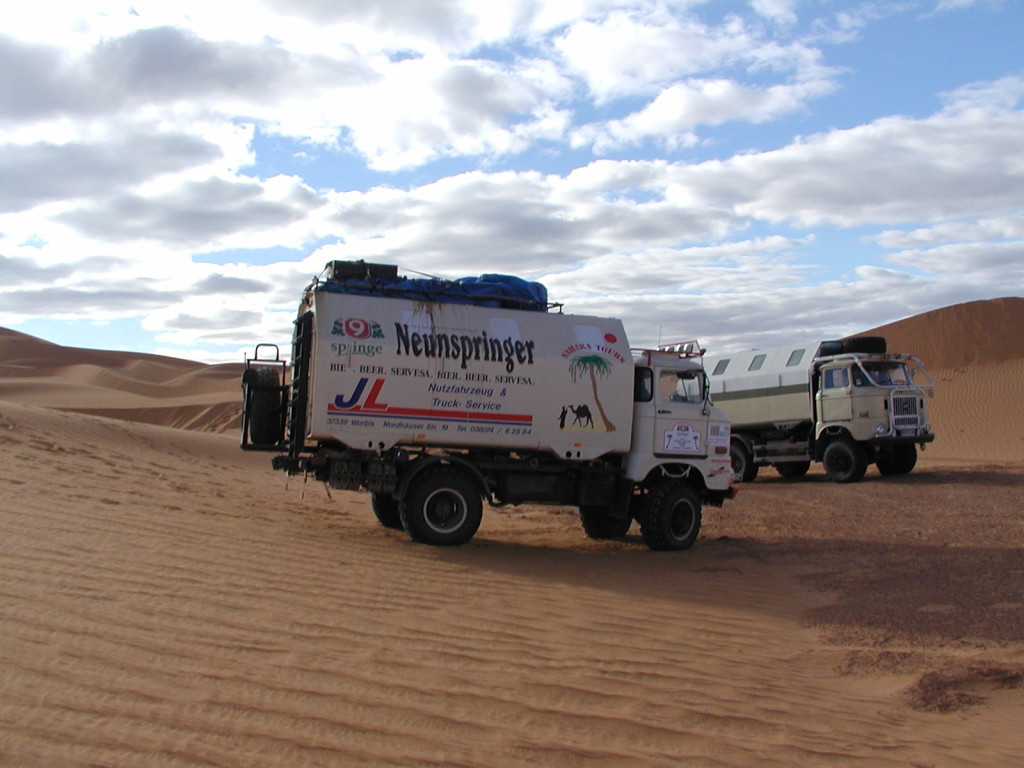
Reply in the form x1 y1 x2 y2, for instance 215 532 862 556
875 423 887 435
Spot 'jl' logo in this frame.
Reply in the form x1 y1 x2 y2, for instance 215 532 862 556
334 378 390 411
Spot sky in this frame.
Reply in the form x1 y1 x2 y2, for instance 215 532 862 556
1 0 1022 364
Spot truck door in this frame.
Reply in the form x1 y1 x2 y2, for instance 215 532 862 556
652 369 709 457
819 365 853 423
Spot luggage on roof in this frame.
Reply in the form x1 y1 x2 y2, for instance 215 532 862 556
316 260 550 312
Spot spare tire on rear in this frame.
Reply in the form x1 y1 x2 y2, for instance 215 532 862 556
246 367 285 445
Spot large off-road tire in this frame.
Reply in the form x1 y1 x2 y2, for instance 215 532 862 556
579 506 632 539
639 481 702 551
371 493 403 530
246 367 284 445
774 461 811 479
400 466 482 546
730 440 759 483
822 439 868 483
876 445 918 476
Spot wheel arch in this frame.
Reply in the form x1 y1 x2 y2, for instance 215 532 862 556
813 425 855 461
640 461 708 494
395 454 489 502
730 432 755 455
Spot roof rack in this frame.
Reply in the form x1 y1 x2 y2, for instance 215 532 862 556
657 340 705 358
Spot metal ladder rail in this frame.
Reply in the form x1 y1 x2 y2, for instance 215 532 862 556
286 311 314 459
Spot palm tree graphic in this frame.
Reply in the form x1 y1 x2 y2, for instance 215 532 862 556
568 354 616 432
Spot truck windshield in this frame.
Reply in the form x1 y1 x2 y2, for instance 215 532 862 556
856 361 912 387
660 370 705 404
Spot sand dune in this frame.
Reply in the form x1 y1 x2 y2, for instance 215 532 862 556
1 299 1022 766
0 327 244 433
861 297 1024 370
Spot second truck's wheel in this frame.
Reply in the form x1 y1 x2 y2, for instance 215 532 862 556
246 366 284 445
579 506 632 539
639 481 702 551
730 441 759 483
371 493 403 530
774 461 811 479
822 439 868 483
400 466 482 546
876 444 918 475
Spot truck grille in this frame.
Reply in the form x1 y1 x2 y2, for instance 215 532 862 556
891 393 922 429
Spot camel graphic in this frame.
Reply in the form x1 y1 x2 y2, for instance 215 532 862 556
569 404 594 428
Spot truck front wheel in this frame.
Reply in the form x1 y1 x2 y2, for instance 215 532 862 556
823 439 868 483
730 441 759 483
640 481 702 551
400 467 482 546
876 445 917 475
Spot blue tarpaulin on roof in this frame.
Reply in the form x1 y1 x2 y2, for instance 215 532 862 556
317 271 549 312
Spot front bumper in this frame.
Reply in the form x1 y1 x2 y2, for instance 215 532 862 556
870 432 935 446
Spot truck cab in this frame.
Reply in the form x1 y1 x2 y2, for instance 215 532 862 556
626 345 732 484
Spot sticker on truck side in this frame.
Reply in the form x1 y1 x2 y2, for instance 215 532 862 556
326 376 534 431
663 423 701 453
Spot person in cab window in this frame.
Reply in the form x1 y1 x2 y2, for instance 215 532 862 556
666 371 702 403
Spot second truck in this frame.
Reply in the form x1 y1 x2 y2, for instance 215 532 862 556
704 337 935 484
241 260 736 551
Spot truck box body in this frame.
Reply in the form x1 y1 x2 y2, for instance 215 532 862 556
307 290 635 461
707 341 820 431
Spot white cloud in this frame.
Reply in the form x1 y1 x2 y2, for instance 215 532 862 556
872 215 1024 249
749 0 799 24
933 0 1004 11
887 239 1024 279
334 55 573 170
574 75 835 152
53 174 325 248
659 81 1024 227
555 10 755 102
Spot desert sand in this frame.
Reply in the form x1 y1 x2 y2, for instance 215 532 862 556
1 299 1022 767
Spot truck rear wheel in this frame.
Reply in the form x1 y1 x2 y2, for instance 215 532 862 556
246 366 284 445
774 461 811 479
730 441 759 483
400 466 482 546
371 493 403 530
823 439 868 483
640 481 702 551
876 445 917 475
579 506 632 539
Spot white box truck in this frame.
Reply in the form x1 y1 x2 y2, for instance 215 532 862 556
704 337 934 484
242 261 736 550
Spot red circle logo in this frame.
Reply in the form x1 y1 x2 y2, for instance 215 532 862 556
344 318 371 338
604 333 618 344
